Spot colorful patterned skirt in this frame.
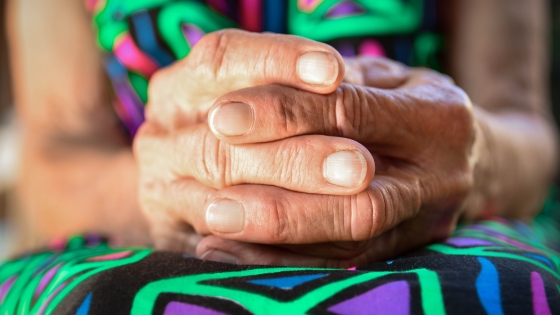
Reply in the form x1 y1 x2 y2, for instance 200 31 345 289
2 196 560 314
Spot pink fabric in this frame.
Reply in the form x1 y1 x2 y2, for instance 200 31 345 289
114 34 159 78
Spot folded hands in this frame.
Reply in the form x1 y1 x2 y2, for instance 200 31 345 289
134 29 477 267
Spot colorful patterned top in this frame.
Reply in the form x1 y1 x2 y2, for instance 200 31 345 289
86 0 443 136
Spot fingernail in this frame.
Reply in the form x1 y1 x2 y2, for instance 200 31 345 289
324 151 367 188
206 199 245 233
209 102 254 136
201 250 238 264
297 52 338 85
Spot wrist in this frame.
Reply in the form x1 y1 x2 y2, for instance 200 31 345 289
461 108 497 220
462 107 558 221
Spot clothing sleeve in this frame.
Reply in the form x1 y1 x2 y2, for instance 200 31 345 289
85 0 237 136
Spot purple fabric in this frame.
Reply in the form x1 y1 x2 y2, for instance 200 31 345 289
337 42 356 57
326 1 365 18
114 80 145 136
0 276 16 303
531 272 552 315
182 24 204 47
446 237 497 247
85 234 103 246
328 280 410 315
164 302 228 315
470 225 537 251
35 264 62 297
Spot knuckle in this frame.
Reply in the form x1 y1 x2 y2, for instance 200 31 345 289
353 190 385 241
335 195 368 242
334 85 365 138
273 86 297 135
262 197 291 243
441 87 475 145
146 67 183 127
189 30 234 80
147 67 172 102
188 128 229 188
133 124 164 170
137 178 167 215
415 81 474 148
353 181 420 241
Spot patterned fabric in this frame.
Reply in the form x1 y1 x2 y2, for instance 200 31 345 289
1 212 560 314
88 0 443 136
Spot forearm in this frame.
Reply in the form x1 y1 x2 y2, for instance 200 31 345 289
448 0 556 220
466 108 558 220
17 135 150 246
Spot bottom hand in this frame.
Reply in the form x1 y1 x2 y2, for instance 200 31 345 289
196 203 457 268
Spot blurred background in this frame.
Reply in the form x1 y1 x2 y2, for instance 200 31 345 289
2 1 560 260
0 0 18 259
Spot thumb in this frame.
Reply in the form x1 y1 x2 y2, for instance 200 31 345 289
188 29 346 94
147 29 345 127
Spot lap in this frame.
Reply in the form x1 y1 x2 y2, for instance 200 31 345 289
2 216 560 315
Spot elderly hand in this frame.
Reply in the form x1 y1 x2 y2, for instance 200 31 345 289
136 29 477 267
194 57 478 267
134 29 356 253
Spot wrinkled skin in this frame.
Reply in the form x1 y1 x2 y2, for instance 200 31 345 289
135 29 477 267
9 0 556 262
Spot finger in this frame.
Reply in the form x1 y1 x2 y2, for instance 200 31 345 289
197 210 458 267
135 123 219 238
195 236 378 268
209 71 469 151
138 176 216 248
196 236 341 267
208 56 411 144
139 177 215 231
201 175 421 244
343 56 409 88
207 83 411 147
208 83 380 145
278 207 458 260
137 123 375 195
147 29 346 127
187 29 346 92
